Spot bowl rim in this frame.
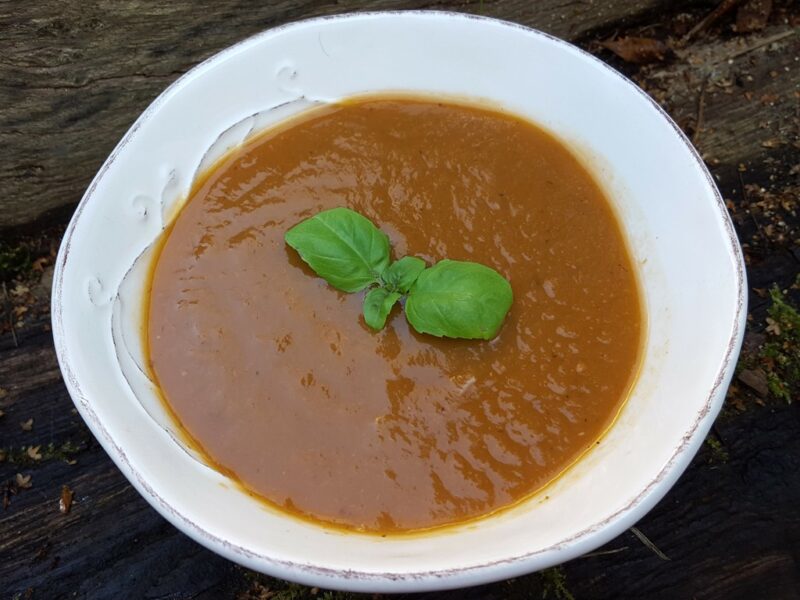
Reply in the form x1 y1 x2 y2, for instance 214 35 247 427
51 9 747 591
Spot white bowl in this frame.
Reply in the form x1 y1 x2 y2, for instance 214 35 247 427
52 11 746 592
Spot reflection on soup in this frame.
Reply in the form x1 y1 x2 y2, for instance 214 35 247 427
147 97 642 533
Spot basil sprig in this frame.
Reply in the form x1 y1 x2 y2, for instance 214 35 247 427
285 207 513 340
284 207 390 292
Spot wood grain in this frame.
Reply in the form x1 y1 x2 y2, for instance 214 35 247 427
3 319 799 599
1 0 693 231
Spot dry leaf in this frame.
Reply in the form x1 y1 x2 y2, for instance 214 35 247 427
736 0 772 33
59 485 74 514
14 306 28 317
11 284 30 297
0 449 6 462
766 317 782 335
31 257 49 273
16 473 32 489
27 446 42 460
0 387 7 398
600 37 671 64
730 395 747 411
737 368 769 397
20 418 33 431
0 409 4 418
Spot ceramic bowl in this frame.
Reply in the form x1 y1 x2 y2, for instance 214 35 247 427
52 11 746 592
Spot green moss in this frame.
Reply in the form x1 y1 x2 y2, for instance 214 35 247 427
0 440 84 466
495 569 576 600
0 242 31 282
760 286 800 403
539 567 575 600
704 436 729 463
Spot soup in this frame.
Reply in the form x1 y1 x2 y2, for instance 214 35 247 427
147 97 642 533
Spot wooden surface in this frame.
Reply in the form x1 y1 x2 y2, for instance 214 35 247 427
0 0 678 232
2 1 799 598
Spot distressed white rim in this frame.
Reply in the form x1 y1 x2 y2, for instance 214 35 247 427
52 10 747 592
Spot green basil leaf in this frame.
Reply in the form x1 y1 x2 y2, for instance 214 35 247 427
363 287 401 330
405 259 513 340
285 207 390 292
381 256 427 293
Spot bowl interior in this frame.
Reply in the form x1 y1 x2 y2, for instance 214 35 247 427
53 12 745 592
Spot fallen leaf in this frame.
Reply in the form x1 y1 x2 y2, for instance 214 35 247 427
766 317 782 335
16 473 32 489
0 449 6 462
0 387 7 398
738 368 769 397
27 446 42 460
14 306 28 317
10 284 29 297
20 418 33 431
0 409 4 418
736 0 772 33
730 395 747 411
31 257 49 273
600 37 671 64
59 485 74 514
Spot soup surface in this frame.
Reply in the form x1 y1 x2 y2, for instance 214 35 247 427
148 97 642 533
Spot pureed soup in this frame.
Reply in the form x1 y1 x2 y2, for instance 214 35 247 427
147 97 642 533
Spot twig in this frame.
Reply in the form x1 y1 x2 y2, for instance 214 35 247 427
722 29 796 62
581 546 630 559
683 0 743 43
2 282 18 348
693 76 709 145
630 526 671 561
738 170 750 204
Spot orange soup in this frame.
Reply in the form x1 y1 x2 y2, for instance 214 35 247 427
147 97 642 533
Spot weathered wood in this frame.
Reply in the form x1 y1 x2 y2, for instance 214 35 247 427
2 1 800 599
1 0 701 231
2 320 799 599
